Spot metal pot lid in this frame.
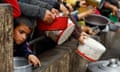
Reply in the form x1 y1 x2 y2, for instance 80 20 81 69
87 58 120 72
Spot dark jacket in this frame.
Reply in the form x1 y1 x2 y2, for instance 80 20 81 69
39 0 61 10
18 0 53 20
14 41 33 58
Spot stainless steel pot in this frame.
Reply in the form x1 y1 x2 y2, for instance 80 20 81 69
86 58 120 72
84 14 110 30
14 57 32 72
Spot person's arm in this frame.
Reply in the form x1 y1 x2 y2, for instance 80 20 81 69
103 1 118 15
4 0 21 18
19 2 55 24
77 8 97 20
24 42 41 67
19 2 46 19
29 0 53 10
23 42 33 58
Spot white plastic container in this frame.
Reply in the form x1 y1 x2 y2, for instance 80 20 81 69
45 19 75 45
76 37 106 62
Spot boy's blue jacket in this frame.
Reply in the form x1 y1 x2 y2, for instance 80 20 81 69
14 41 33 58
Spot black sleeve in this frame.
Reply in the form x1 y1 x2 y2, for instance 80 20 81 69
53 1 60 10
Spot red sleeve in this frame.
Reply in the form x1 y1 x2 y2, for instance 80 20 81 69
4 0 21 18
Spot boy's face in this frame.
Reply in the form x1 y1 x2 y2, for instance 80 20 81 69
14 24 31 45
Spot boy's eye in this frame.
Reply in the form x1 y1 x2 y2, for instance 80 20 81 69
19 30 25 34
19 30 30 37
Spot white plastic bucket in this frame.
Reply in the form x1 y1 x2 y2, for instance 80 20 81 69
45 19 75 45
76 37 106 62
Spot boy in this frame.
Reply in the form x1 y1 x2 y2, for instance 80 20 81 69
14 16 41 67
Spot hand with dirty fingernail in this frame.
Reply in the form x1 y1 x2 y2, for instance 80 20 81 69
28 54 41 67
78 32 88 45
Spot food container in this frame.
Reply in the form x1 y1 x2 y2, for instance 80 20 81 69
86 58 120 72
45 19 75 45
38 16 68 31
84 14 110 30
109 22 120 32
14 57 32 72
76 37 106 62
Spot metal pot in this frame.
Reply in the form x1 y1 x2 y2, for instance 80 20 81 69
86 58 120 72
86 0 105 9
45 19 75 45
84 14 110 30
14 57 32 72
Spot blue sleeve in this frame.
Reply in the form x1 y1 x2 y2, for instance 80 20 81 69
23 42 33 58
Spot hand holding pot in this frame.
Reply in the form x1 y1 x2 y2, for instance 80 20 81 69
78 32 88 45
81 25 95 35
43 10 56 24
51 8 59 16
104 2 118 16
78 7 97 20
108 4 118 16
28 54 41 67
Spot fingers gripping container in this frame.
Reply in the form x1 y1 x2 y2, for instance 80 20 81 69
76 37 106 62
45 19 75 45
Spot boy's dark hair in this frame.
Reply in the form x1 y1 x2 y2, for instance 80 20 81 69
14 16 33 30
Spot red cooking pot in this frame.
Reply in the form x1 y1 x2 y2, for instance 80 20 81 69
37 16 68 31
45 19 75 45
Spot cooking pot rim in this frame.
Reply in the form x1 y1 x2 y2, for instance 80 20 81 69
14 57 32 69
84 14 110 26
14 64 32 69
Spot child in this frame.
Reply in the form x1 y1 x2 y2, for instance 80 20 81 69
14 16 41 67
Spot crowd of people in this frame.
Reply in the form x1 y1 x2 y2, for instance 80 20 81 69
1 0 119 67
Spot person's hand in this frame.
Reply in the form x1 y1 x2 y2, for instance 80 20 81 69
111 5 118 16
60 4 70 16
51 8 59 16
78 32 88 45
66 3 73 12
28 54 41 67
81 25 95 35
104 2 118 16
87 8 96 15
43 10 55 24
77 7 97 20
